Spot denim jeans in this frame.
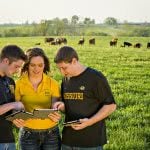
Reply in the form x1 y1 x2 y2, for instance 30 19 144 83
0 143 16 150
19 127 61 150
61 144 103 150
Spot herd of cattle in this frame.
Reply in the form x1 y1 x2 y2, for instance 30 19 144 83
38 37 150 49
109 38 150 48
44 37 95 46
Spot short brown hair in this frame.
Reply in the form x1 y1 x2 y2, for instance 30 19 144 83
54 46 79 63
0 45 27 63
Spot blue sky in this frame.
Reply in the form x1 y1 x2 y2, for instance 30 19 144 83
0 0 149 23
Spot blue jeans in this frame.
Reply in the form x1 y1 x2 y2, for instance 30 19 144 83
62 144 103 150
0 143 16 150
19 127 61 150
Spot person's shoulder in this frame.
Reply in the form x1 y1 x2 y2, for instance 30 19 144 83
87 67 105 79
6 76 15 84
43 74 59 84
15 73 28 84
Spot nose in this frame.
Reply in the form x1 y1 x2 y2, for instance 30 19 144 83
60 68 65 76
15 68 20 74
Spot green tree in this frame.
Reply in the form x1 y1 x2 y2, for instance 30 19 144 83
39 20 51 36
104 17 118 26
71 15 79 25
53 18 65 35
83 18 95 26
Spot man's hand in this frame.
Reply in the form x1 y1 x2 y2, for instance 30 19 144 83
52 101 65 112
13 119 25 128
71 118 90 130
12 102 24 111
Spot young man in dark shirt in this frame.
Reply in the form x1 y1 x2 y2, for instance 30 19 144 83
53 46 117 150
0 45 26 150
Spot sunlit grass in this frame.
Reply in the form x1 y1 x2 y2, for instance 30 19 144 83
1 36 149 150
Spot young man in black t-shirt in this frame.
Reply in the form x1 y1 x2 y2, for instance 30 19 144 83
0 45 26 150
53 46 117 150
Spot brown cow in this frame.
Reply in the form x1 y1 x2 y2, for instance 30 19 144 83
89 38 95 45
110 38 118 46
45 37 55 43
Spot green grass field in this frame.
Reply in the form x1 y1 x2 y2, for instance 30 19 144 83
0 36 149 149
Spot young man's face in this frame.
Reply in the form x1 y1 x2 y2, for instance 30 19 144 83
56 60 76 77
4 59 24 76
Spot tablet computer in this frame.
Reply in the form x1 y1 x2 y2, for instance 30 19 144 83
33 108 58 119
5 110 34 122
63 120 81 126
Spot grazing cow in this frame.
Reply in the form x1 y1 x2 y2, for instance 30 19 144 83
147 42 150 48
45 37 55 43
110 38 118 46
134 43 142 48
55 38 62 45
52 38 68 45
89 38 95 45
123 42 132 47
61 38 67 44
78 38 84 45
35 43 41 45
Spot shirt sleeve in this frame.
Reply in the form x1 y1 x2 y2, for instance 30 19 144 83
93 72 116 105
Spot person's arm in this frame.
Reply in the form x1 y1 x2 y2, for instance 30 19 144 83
0 101 24 115
72 103 116 130
48 97 64 122
52 100 65 112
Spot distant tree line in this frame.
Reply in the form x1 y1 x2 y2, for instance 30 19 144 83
0 16 150 37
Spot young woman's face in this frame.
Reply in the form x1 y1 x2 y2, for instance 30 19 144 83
29 56 45 77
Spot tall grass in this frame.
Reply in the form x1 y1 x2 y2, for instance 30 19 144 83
0 36 149 149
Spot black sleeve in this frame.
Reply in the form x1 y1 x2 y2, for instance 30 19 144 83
61 80 64 102
93 72 116 105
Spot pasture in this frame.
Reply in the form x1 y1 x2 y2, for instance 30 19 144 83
0 36 149 149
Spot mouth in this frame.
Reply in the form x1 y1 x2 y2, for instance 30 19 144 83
33 72 40 74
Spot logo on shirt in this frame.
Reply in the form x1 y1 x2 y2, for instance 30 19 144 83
79 86 85 91
64 93 83 100
44 89 51 96
9 84 15 94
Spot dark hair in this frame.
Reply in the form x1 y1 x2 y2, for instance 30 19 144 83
0 45 27 63
21 47 50 74
54 46 79 63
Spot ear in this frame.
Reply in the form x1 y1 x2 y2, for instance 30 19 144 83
71 58 77 64
2 58 10 64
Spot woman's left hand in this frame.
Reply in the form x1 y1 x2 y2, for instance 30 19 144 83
48 111 61 123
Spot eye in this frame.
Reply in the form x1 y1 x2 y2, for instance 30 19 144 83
38 64 44 67
30 64 36 67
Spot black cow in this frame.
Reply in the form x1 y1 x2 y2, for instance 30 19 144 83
78 38 84 45
89 38 95 45
147 42 150 48
134 43 142 48
45 37 55 43
123 42 132 47
35 43 41 45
